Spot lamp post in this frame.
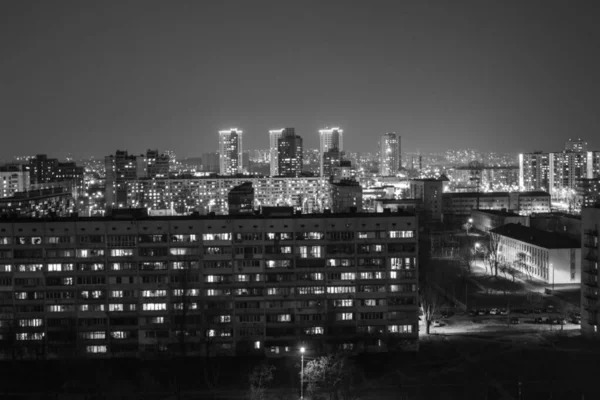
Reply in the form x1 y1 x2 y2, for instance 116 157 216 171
552 263 555 291
300 347 305 400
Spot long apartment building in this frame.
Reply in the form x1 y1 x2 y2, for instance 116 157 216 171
581 206 600 338
115 176 332 215
0 209 419 359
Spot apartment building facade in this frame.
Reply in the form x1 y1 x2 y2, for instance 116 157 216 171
0 210 419 359
581 206 600 338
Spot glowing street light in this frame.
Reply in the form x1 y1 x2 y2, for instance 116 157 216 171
300 347 306 400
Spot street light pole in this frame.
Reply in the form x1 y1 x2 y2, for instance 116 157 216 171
300 347 305 400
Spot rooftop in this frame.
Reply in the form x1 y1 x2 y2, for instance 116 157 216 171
490 223 580 249
0 208 416 223
443 191 550 198
471 209 520 216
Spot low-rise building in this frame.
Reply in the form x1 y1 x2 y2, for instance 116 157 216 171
0 209 419 359
581 206 600 338
530 212 581 241
490 223 581 285
470 209 530 232
442 191 551 217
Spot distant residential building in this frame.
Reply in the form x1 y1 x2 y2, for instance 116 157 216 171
219 128 243 175
442 191 551 217
56 162 84 194
319 127 343 177
490 223 581 284
409 178 445 221
379 133 401 176
228 182 254 214
331 180 362 213
0 164 30 198
565 138 587 152
202 152 220 173
277 128 303 177
374 199 420 214
322 148 343 180
519 140 600 197
146 149 170 178
29 154 58 184
269 129 285 176
26 155 83 197
448 162 518 192
331 160 356 183
577 178 600 208
113 176 331 215
104 150 147 209
581 206 600 338
470 209 530 232
0 187 74 218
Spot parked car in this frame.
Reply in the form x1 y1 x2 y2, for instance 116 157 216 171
432 320 444 327
489 308 499 315
441 310 454 319
533 308 542 314
499 308 509 315
522 309 530 315
571 316 581 324
477 309 487 316
510 317 520 324
534 317 543 324
468 309 477 316
545 305 556 313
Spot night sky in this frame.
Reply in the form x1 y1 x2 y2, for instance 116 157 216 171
1 0 599 160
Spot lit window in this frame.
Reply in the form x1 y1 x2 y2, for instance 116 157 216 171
219 315 231 323
86 345 107 353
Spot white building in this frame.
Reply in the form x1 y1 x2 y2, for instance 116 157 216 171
491 223 581 285
0 165 30 198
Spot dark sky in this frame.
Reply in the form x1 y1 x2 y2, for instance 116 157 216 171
1 0 599 160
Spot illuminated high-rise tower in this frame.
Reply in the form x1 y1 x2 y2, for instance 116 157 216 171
319 127 343 177
379 133 401 176
269 128 285 176
278 128 303 177
219 128 243 175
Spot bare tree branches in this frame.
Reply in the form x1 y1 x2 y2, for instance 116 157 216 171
248 363 276 400
303 355 362 400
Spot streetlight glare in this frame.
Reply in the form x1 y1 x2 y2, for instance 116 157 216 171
300 347 305 353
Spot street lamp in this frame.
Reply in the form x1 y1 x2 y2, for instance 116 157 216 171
300 347 305 400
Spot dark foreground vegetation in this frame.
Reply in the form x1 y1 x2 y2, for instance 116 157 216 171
1 334 599 400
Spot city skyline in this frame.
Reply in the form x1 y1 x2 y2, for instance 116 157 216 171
2 1 600 159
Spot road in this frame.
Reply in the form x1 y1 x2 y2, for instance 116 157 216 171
421 311 579 336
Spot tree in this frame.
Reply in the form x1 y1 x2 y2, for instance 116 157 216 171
458 238 477 276
419 281 445 335
484 233 502 277
507 266 521 283
303 354 362 400
248 363 276 400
